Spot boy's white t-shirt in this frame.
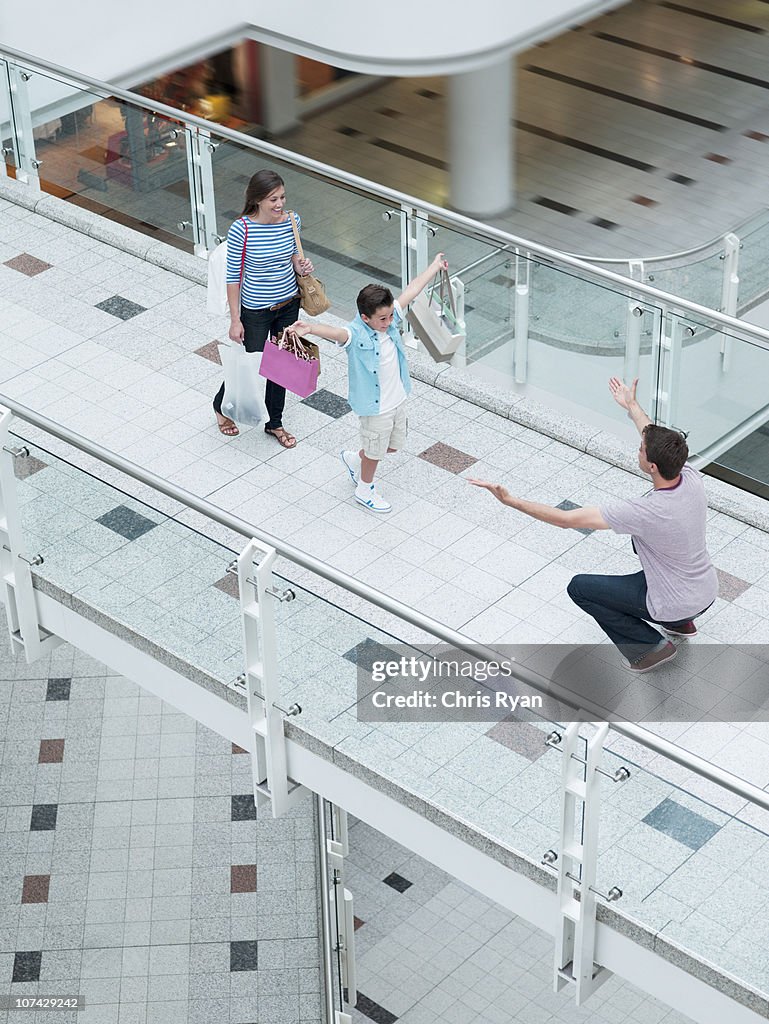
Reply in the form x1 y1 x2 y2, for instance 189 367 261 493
376 329 406 414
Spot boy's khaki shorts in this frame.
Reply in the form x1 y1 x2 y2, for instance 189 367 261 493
359 401 408 460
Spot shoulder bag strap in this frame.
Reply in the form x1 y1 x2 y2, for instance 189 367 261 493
441 265 457 319
240 218 248 284
288 211 305 260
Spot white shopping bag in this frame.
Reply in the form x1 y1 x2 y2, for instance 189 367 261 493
206 241 229 316
219 343 267 426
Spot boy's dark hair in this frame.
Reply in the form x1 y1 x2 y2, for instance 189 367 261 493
642 424 688 479
357 284 394 319
242 169 284 215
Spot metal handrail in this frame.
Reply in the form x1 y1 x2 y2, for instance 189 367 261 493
4 392 769 816
565 208 769 266
7 43 769 352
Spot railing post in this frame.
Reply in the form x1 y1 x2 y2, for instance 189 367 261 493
550 723 624 1005
187 125 220 256
236 539 305 818
0 409 60 661
661 315 687 428
720 233 739 373
449 275 467 368
514 251 530 384
402 209 433 352
623 260 645 383
6 63 39 187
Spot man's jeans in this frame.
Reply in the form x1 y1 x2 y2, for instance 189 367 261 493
567 571 701 665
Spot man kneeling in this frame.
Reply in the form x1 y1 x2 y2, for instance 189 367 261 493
470 378 718 673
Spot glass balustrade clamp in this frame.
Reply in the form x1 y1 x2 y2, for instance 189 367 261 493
272 702 302 717
541 849 558 867
2 545 43 566
544 731 629 782
2 445 28 458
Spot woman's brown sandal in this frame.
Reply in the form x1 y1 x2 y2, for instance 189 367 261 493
216 415 239 436
265 426 297 449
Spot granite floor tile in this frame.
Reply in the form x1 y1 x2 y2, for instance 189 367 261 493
38 739 65 764
229 939 258 971
46 678 72 701
5 254 52 277
300 388 351 419
95 295 147 320
418 441 477 475
643 797 722 851
21 875 50 904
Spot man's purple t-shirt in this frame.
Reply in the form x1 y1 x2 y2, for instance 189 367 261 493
600 465 718 621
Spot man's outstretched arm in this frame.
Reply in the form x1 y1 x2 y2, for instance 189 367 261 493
609 376 651 435
468 480 610 530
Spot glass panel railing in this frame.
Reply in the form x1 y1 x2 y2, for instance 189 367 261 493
643 249 725 312
597 740 768 997
734 209 769 315
210 138 405 313
22 66 193 249
0 60 14 178
658 309 769 489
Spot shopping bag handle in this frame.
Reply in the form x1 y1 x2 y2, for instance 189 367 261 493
288 211 305 261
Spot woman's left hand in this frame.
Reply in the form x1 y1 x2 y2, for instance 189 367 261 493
297 257 314 276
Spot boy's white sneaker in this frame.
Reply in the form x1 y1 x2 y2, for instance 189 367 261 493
355 482 391 513
340 449 360 485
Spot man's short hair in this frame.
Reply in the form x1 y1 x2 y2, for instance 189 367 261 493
642 424 688 479
357 284 393 318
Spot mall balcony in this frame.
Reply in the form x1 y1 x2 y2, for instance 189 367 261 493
2 4 769 1023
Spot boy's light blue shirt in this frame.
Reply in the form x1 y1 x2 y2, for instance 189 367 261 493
341 301 411 416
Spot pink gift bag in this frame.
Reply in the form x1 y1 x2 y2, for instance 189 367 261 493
259 329 320 398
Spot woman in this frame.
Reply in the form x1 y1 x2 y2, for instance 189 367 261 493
213 169 314 446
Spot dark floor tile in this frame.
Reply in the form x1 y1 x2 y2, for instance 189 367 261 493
38 739 65 764
12 951 42 983
80 144 107 162
631 195 659 207
230 940 258 971
715 567 751 602
95 295 147 320
705 153 732 164
4 254 51 277
418 441 477 475
745 130 769 142
300 388 351 419
30 804 58 831
486 718 548 762
164 179 190 198
383 872 412 893
232 743 248 755
355 991 398 1024
643 797 721 850
21 875 50 904
667 173 695 185
368 138 448 171
590 217 619 230
337 126 363 137
532 196 580 216
213 574 239 599
46 678 71 701
194 341 222 364
231 865 257 893
343 638 399 673
376 108 401 118
96 504 159 541
556 499 593 535
14 454 47 480
416 88 441 99
231 795 257 821
353 916 365 930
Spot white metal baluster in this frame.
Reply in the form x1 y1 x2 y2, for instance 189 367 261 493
720 233 739 373
0 408 60 661
236 539 304 817
553 722 617 1004
514 251 531 384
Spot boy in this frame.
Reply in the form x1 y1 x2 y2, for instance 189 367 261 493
291 252 448 512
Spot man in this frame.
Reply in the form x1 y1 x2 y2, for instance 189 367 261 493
470 378 718 673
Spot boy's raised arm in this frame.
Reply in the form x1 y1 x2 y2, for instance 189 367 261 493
397 253 448 308
290 320 349 346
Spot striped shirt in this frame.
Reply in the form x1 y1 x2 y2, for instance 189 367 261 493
225 214 301 309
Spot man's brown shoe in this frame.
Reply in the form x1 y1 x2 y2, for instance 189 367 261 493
628 641 677 674
662 621 697 638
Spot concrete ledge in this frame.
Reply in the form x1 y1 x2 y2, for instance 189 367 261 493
7 174 769 533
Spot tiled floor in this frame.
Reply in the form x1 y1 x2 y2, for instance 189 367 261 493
273 0 769 267
343 818 697 1024
0 631 322 1024
1 103 769 1013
